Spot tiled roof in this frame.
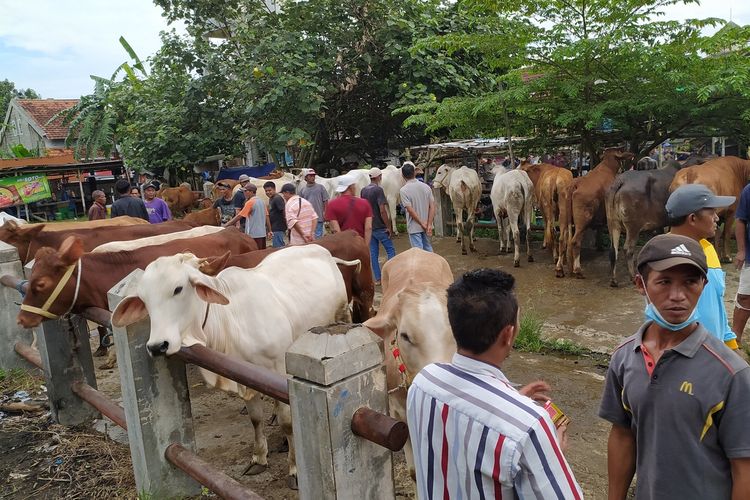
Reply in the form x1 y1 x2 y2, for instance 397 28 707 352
16 99 79 140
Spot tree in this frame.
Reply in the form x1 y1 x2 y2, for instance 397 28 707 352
0 79 40 129
399 0 750 159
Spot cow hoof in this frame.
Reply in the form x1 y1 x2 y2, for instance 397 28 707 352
610 280 619 288
93 346 108 357
242 462 268 476
287 475 299 490
514 260 520 268
99 359 116 370
528 255 534 263
573 272 585 279
462 250 467 255
555 269 565 278
470 247 477 253
275 437 289 453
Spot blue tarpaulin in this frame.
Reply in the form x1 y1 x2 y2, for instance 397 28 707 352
216 164 277 181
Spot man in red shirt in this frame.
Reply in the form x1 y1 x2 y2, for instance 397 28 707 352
325 173 372 247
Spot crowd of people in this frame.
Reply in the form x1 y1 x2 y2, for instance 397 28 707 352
87 178 173 225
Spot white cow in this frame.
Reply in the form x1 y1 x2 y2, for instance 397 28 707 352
294 169 370 200
91 226 225 253
491 168 535 267
432 164 482 254
380 165 405 235
111 245 359 489
363 248 455 479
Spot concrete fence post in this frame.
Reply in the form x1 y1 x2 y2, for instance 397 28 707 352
108 269 200 497
0 241 34 370
286 323 394 500
432 187 451 238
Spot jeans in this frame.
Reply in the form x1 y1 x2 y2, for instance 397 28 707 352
272 231 286 248
315 221 325 239
370 228 396 281
408 232 433 252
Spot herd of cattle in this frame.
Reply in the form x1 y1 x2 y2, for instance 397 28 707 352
0 212 457 487
1 149 748 487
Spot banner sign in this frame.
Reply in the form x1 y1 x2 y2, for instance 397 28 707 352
0 174 52 208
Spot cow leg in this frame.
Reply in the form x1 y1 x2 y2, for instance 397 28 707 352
457 212 467 255
510 213 521 267
496 213 504 255
555 224 568 278
570 230 585 278
468 213 477 252
624 229 639 283
609 226 621 287
241 395 269 476
390 203 399 236
276 401 298 490
721 215 734 263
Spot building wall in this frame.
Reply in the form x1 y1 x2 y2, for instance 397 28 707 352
0 106 46 153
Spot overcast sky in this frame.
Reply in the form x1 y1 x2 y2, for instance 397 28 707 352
0 0 748 99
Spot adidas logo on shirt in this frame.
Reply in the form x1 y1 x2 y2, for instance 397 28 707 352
671 244 691 256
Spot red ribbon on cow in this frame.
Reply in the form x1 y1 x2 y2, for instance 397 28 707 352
392 347 400 359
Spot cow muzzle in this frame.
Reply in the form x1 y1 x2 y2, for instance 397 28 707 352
147 341 170 356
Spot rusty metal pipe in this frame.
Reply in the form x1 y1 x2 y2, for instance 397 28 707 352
165 443 264 500
14 341 42 369
71 381 128 430
175 345 289 404
79 307 112 328
351 406 409 452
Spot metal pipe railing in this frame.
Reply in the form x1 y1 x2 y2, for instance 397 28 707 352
165 443 264 500
175 345 290 404
14 341 42 369
71 381 127 430
351 407 409 452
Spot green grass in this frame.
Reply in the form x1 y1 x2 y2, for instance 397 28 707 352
514 311 587 356
0 367 43 394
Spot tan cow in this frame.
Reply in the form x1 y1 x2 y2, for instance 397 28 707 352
432 165 482 254
558 149 634 278
158 183 198 215
363 248 455 478
32 216 149 231
669 156 750 262
521 162 573 262
183 207 221 226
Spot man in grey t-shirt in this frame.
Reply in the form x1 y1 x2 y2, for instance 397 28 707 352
399 162 435 252
599 234 750 499
298 168 328 239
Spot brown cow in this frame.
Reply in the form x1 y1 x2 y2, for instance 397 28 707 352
669 155 750 262
606 160 682 287
198 230 374 322
183 207 221 226
16 228 257 329
158 184 198 215
28 216 149 232
557 149 634 278
1 220 196 265
520 162 573 262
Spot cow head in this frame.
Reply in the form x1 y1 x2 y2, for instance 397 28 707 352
0 221 44 264
17 236 84 328
364 285 456 386
432 164 453 190
111 253 230 356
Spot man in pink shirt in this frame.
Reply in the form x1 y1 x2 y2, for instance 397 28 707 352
280 183 317 245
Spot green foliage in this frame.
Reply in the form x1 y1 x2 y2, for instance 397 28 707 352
0 367 42 394
0 79 40 134
400 0 750 157
515 311 586 355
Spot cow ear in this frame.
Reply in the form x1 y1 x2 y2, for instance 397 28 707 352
22 223 44 239
111 296 148 327
198 251 231 277
57 236 84 265
189 274 230 305
364 315 396 340
4 220 18 232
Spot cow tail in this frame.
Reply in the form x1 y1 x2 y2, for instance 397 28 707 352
606 176 625 227
333 257 362 273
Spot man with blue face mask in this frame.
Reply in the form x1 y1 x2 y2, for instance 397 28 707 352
600 234 750 500
665 183 738 349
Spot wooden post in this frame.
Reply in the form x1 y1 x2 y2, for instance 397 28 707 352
107 269 200 497
286 324 394 500
35 314 99 425
0 241 35 370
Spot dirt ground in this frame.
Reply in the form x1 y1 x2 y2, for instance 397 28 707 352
2 232 744 499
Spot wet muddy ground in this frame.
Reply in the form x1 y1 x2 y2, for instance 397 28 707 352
3 232 745 498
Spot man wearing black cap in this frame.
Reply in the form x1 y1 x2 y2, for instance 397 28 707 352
664 183 738 349
143 182 172 224
600 233 750 500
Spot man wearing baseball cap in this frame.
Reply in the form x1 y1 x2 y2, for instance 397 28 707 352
298 168 329 239
324 173 372 247
361 167 396 285
664 183 738 349
600 233 750 500
233 174 252 231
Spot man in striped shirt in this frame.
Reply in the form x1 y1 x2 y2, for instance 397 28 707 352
407 269 582 499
